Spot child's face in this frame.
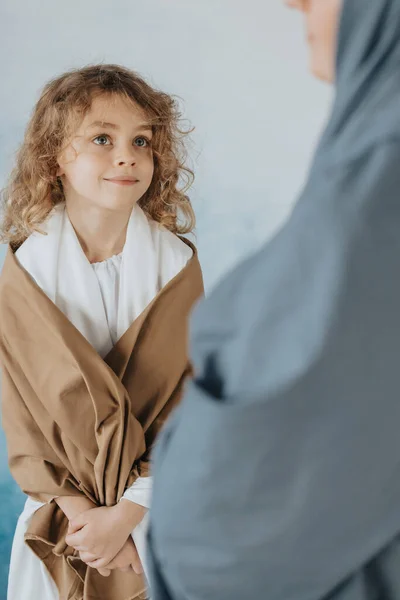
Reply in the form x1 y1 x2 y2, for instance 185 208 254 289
285 0 343 83
57 94 154 212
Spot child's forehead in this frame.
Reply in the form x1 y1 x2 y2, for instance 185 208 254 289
78 93 152 131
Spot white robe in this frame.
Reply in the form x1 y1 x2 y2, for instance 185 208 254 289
7 202 192 600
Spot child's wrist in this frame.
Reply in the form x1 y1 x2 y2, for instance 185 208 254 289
55 496 96 521
114 498 147 531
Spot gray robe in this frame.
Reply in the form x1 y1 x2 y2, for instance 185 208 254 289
148 1 400 598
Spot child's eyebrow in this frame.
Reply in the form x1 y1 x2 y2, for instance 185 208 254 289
88 121 119 130
87 120 153 132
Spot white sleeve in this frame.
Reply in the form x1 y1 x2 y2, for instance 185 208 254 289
120 476 152 509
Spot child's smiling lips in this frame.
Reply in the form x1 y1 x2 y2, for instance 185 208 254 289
104 175 139 186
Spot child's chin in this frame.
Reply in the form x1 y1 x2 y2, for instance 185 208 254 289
95 196 139 212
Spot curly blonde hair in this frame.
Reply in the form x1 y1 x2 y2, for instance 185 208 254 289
1 64 196 247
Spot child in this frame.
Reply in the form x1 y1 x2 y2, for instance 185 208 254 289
0 63 203 600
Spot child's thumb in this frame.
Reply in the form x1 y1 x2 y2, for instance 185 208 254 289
68 515 85 533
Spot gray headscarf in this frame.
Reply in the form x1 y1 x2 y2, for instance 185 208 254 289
148 1 400 599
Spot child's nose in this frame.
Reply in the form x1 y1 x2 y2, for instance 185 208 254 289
117 157 136 166
115 146 137 167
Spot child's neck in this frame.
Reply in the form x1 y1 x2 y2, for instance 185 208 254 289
65 200 130 264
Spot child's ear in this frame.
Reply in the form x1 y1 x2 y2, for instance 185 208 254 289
56 148 67 176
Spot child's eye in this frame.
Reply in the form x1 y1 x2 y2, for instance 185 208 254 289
134 136 151 148
93 134 111 146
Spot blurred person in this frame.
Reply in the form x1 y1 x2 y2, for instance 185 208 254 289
148 2 400 599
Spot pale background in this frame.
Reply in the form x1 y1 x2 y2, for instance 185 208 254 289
0 1 332 596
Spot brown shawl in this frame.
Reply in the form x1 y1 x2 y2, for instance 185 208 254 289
0 241 203 600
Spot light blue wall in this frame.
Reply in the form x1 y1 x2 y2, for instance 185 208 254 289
0 0 331 596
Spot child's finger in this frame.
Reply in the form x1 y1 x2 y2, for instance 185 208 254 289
87 557 110 569
129 543 143 575
131 558 143 576
119 566 132 573
67 522 84 534
97 567 111 577
65 531 84 547
79 551 99 563
68 514 87 533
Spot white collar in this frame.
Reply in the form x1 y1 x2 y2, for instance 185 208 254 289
16 203 193 357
